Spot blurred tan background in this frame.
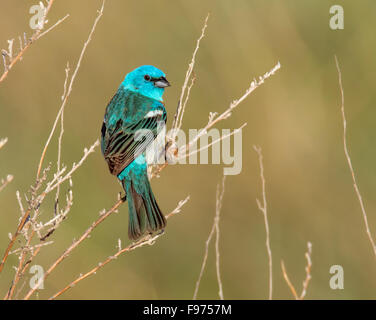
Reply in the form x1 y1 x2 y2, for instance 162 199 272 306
1 0 376 299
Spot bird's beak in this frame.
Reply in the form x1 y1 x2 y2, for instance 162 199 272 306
153 76 171 88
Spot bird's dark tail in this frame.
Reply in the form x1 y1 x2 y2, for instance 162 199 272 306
121 168 166 241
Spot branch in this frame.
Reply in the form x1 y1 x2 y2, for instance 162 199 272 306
0 1 103 277
36 0 105 179
180 123 247 161
281 242 312 300
300 242 312 299
3 1 106 285
193 175 226 300
178 61 281 159
0 0 69 83
23 196 123 300
150 13 280 180
55 62 70 214
0 137 8 150
253 145 272 300
215 175 226 300
281 260 298 299
169 13 209 142
335 55 376 258
0 175 13 193
151 60 280 179
0 141 98 289
49 196 190 300
0 138 13 193
0 206 32 274
36 14 70 41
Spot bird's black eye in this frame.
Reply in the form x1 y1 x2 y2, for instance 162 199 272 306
144 75 151 81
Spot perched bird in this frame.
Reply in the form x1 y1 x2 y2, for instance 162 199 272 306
100 65 170 240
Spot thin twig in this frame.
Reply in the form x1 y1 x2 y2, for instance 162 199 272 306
281 242 312 300
152 61 280 178
281 260 298 299
170 14 209 141
178 61 281 158
5 236 34 300
215 175 226 300
193 176 226 300
3 23 101 284
36 0 105 179
55 62 71 213
300 242 312 299
0 141 98 276
49 196 190 300
150 17 280 179
0 209 31 274
253 145 272 300
193 218 216 299
335 55 376 258
23 197 123 299
180 124 247 161
0 175 13 193
4 240 51 300
0 137 8 150
0 0 68 83
36 14 70 40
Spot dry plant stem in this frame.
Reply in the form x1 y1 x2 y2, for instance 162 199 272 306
0 137 8 150
36 14 70 40
280 260 298 299
9 242 50 257
0 141 98 277
3 142 97 299
193 218 216 299
0 175 13 193
153 60 280 177
0 209 31 274
5 209 55 300
55 62 71 211
7 3 105 286
5 232 38 300
0 139 13 193
11 245 41 300
49 196 190 300
23 197 123 300
179 61 281 158
1 0 103 287
170 13 209 140
180 124 247 161
300 242 312 299
0 0 68 83
3 0 104 276
152 18 280 179
5 229 36 299
335 55 376 258
193 176 226 300
253 145 273 300
215 176 226 300
281 242 312 300
36 0 105 179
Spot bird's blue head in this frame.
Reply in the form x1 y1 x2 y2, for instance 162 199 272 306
121 65 170 101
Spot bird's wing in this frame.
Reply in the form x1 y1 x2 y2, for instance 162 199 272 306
101 93 166 176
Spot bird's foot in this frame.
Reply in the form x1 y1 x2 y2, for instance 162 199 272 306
119 191 127 202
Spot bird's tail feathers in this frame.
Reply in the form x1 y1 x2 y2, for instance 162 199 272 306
123 178 166 241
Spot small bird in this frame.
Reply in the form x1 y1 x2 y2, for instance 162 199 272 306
100 65 170 240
